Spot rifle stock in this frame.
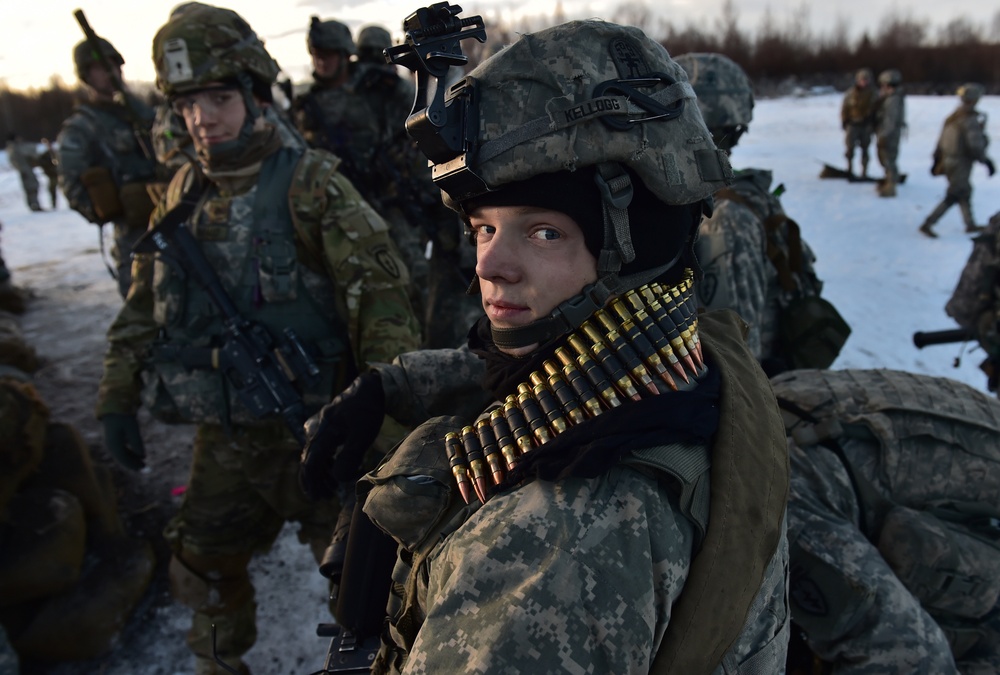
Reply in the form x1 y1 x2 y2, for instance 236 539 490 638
912 327 976 349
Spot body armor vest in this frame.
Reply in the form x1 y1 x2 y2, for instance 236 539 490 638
77 102 157 186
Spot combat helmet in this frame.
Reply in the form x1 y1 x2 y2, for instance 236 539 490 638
394 17 732 348
878 69 902 87
674 53 754 151
73 37 124 83
958 83 984 104
308 16 357 55
358 25 392 57
855 68 873 85
152 3 279 99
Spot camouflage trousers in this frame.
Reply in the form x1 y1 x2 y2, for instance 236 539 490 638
787 441 1000 674
16 168 40 211
844 124 873 170
163 422 339 673
924 163 977 230
111 220 147 299
877 138 900 185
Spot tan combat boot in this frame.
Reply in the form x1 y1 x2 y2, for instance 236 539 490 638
919 222 937 238
878 180 896 197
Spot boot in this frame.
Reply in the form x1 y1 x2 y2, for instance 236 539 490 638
919 222 938 238
878 180 896 197
966 223 984 234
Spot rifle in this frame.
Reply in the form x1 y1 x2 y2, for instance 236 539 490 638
134 183 321 445
73 9 155 163
912 327 976 349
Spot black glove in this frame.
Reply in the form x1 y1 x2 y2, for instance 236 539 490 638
101 413 146 471
299 371 386 501
986 159 996 177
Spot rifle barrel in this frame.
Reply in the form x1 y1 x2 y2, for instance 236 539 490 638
912 327 975 349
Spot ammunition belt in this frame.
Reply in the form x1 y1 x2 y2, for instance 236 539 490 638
446 269 705 505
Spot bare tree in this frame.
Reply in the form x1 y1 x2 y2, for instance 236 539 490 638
938 17 981 46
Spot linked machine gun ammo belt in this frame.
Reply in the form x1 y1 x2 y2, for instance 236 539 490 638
134 182 320 446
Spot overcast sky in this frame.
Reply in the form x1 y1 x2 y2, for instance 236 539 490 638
0 0 993 90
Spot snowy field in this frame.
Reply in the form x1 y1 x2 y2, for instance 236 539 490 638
1 91 999 673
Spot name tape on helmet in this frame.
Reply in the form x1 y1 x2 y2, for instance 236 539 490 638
164 38 194 84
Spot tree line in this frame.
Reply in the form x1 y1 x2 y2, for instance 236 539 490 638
3 2 999 143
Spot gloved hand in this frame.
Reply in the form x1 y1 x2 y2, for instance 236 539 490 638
101 413 146 471
299 371 386 501
985 159 996 177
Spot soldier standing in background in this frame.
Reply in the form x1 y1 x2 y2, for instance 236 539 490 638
841 68 878 179
37 139 60 209
680 52 849 376
5 133 42 212
96 5 420 673
874 69 905 198
921 83 996 238
56 36 158 298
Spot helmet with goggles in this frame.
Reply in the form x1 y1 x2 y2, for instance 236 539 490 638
390 13 732 350
674 52 753 152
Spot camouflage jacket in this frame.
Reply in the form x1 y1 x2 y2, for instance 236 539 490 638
935 105 990 170
841 85 878 127
875 91 905 146
56 98 157 224
946 211 1000 347
96 141 421 419
365 310 790 675
695 168 822 361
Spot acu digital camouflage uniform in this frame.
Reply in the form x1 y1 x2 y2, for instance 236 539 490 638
5 135 41 212
921 83 996 237
56 37 158 298
677 53 835 375
841 69 878 178
352 20 789 675
873 69 905 198
96 6 420 674
774 368 1000 674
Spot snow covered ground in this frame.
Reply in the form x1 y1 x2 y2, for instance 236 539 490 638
1 91 999 674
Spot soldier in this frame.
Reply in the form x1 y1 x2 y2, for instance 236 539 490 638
841 68 878 179
5 133 42 212
921 84 996 237
95 5 421 674
774 368 1000 674
56 35 158 298
305 18 789 674
874 69 906 198
679 52 849 376
37 139 60 209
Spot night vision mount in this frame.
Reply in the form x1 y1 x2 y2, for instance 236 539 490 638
385 3 488 200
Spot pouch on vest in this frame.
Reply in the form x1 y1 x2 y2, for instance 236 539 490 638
359 415 467 553
80 166 123 224
877 503 1000 621
778 295 851 369
119 182 156 231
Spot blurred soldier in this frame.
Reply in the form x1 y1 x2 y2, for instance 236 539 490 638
57 35 158 298
95 5 420 674
774 368 1000 674
5 133 42 212
307 18 789 674
37 139 60 209
944 209 1000 391
921 83 995 237
679 52 850 376
840 68 878 179
874 69 905 198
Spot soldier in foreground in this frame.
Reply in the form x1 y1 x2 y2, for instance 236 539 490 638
56 34 158 298
95 5 420 673
679 52 849 376
776 368 1000 674
307 16 789 674
5 133 42 212
841 68 878 179
921 83 995 237
873 69 905 198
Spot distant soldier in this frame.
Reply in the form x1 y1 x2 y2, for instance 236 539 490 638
921 83 996 237
56 35 158 298
37 139 60 209
5 133 42 212
775 368 1000 674
678 52 850 376
874 69 905 198
841 68 878 179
